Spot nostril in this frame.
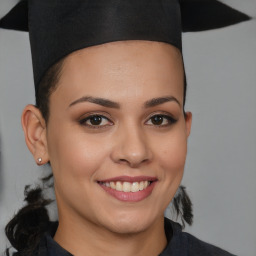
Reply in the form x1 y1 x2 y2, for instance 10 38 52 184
119 158 129 163
110 134 153 167
119 158 150 168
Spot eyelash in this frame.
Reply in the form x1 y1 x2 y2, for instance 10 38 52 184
79 114 177 129
146 114 177 128
79 115 113 129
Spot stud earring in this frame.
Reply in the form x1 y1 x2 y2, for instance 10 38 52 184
37 158 42 164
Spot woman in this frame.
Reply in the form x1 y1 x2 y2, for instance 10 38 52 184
0 1 252 255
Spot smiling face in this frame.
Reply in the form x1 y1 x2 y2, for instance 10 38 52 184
45 40 191 237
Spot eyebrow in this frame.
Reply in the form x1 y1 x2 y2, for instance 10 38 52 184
68 95 181 109
144 96 181 108
69 96 120 108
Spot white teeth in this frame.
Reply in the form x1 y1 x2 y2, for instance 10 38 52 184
123 182 131 192
110 182 116 189
139 181 144 191
102 181 151 192
116 181 122 191
131 182 139 192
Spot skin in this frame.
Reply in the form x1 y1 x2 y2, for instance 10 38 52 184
22 41 192 256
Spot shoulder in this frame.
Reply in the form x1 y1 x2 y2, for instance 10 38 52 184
178 231 236 256
31 222 72 256
161 218 237 256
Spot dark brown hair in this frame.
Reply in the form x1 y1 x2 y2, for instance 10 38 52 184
5 60 64 256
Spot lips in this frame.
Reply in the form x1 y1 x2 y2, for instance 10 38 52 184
98 176 157 202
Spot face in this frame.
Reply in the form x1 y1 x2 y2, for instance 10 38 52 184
45 41 192 235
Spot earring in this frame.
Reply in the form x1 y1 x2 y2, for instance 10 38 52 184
37 158 42 164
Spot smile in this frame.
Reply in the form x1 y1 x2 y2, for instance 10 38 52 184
100 181 151 192
98 176 157 202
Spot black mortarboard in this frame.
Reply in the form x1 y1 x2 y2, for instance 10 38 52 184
0 0 250 93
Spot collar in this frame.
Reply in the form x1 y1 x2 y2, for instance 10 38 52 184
36 218 182 256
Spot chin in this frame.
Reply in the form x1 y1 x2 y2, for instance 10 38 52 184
108 220 150 235
99 210 160 235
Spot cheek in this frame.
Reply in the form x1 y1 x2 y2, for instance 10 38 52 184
156 130 187 175
147 128 188 213
47 124 110 179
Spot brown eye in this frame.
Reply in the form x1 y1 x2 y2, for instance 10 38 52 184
146 114 177 127
151 115 164 125
79 115 112 128
89 115 103 125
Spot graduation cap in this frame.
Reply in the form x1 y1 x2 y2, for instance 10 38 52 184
0 0 250 93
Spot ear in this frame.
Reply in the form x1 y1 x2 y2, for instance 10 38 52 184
21 104 49 165
184 111 192 138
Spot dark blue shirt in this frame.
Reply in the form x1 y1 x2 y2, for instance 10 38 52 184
35 218 236 256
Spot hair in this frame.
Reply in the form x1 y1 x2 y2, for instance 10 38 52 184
5 60 63 256
35 58 65 123
5 52 190 256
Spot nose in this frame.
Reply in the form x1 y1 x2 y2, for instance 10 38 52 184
110 124 152 168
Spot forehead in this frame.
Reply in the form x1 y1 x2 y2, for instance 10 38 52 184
65 40 182 68
53 40 184 104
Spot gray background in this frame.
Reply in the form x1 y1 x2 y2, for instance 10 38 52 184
0 0 255 255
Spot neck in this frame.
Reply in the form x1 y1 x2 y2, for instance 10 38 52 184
54 213 167 256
